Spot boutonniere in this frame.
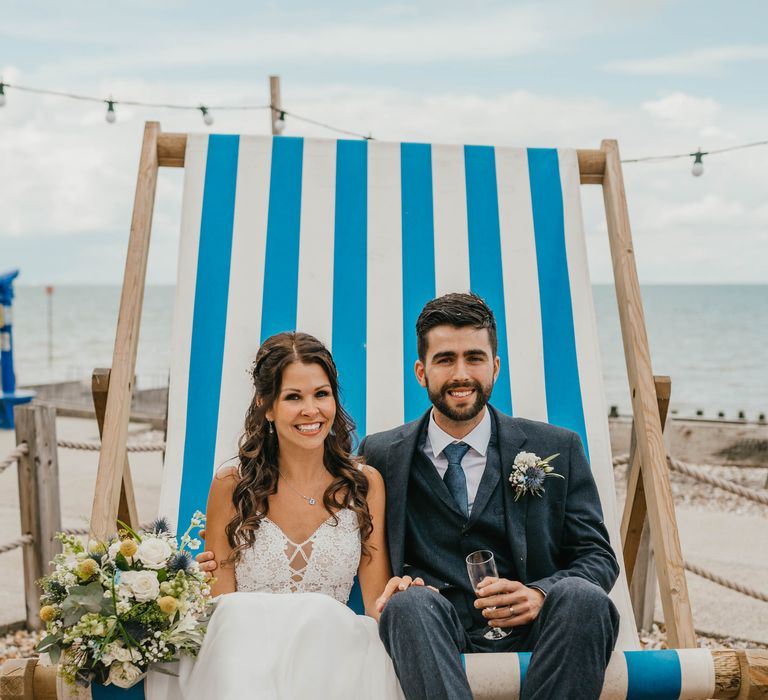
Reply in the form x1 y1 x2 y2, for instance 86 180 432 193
509 451 563 501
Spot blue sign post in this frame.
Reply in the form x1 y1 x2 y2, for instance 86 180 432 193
0 270 35 429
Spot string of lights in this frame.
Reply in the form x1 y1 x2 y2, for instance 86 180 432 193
0 81 373 139
2 79 767 172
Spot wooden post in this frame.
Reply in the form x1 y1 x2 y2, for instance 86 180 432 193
625 376 671 633
92 368 139 529
14 403 62 630
89 122 158 539
601 139 695 648
269 75 282 135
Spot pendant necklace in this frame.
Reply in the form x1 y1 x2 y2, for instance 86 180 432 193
279 471 321 506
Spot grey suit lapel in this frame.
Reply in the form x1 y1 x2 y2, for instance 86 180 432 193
385 412 430 574
466 418 500 526
491 407 530 582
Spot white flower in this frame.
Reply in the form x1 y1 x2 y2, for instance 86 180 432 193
120 570 160 602
514 451 539 469
187 539 201 551
136 537 172 569
108 661 144 688
108 541 121 560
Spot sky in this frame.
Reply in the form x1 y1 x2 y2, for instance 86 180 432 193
1 0 767 285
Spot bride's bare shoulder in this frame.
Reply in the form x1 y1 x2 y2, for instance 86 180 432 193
209 465 240 501
356 461 385 495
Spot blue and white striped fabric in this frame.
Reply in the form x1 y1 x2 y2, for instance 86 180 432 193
158 134 637 649
463 649 718 700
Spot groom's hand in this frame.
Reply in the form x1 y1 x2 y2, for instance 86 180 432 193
194 529 217 575
474 577 545 628
375 576 436 614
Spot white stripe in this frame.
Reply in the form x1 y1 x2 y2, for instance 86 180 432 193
431 144 470 294
296 138 336 347
678 649 716 699
464 652 520 699
212 136 274 477
599 651 629 699
559 148 639 650
366 141 405 434
160 134 208 528
495 147 547 421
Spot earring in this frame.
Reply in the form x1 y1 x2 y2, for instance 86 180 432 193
268 421 274 434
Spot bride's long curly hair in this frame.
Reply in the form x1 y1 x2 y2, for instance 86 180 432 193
225 331 373 564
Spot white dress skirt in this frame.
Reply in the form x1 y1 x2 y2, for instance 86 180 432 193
146 509 404 700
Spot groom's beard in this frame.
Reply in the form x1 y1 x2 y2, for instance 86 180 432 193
426 378 493 422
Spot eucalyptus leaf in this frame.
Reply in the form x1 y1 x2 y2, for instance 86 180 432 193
36 633 61 653
115 552 131 571
69 582 105 612
48 645 62 665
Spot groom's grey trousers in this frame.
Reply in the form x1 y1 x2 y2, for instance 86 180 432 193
379 577 620 700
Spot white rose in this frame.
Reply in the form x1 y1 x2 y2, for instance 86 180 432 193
108 661 144 689
108 541 121 560
136 537 172 569
121 570 160 602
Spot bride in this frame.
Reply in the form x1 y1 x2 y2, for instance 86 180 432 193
149 331 406 699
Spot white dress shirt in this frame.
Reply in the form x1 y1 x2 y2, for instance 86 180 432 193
423 408 491 513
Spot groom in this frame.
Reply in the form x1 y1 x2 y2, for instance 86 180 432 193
360 292 619 700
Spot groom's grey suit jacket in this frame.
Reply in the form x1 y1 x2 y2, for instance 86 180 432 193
358 406 619 631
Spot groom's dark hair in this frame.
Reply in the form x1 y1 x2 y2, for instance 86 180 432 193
416 292 498 361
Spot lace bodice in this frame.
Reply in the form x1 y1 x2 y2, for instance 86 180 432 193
235 508 361 604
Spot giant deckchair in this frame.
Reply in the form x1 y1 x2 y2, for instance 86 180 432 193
16 123 761 699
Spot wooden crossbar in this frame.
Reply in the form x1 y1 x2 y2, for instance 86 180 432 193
88 123 696 649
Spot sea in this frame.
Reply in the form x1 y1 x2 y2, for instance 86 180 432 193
7 285 768 420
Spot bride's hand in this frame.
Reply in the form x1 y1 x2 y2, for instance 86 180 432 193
375 576 437 614
194 529 218 575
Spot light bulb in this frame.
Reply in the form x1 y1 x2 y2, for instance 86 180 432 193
105 100 117 124
691 151 704 177
274 110 286 132
0 82 6 108
200 106 214 126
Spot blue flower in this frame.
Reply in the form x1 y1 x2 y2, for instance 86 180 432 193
526 465 546 492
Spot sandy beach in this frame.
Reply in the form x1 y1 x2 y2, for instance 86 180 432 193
1 411 766 654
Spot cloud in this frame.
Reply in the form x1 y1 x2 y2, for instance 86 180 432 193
641 92 720 130
603 45 768 76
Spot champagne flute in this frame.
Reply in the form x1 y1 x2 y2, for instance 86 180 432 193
465 550 510 640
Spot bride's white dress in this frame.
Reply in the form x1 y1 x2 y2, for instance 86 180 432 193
146 508 404 700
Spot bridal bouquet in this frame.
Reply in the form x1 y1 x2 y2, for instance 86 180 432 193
36 513 214 689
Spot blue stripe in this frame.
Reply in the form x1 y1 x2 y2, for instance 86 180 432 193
527 149 588 458
518 651 531 688
92 679 145 699
332 140 368 442
260 137 304 341
464 146 513 416
346 577 365 614
625 650 682 700
178 135 239 532
401 143 436 423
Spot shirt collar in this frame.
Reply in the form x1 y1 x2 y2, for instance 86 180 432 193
427 407 491 458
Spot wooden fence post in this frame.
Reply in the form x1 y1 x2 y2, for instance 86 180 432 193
14 403 62 630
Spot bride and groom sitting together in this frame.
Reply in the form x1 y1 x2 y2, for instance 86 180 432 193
176 292 620 700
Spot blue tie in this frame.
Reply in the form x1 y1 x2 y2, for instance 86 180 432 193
442 442 471 518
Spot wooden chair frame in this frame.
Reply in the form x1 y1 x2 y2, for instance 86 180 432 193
89 121 696 647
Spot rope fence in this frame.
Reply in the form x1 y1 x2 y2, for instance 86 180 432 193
0 443 28 475
56 439 165 452
684 560 768 604
612 453 768 506
0 534 32 556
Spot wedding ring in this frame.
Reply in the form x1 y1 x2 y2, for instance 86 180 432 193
508 606 515 617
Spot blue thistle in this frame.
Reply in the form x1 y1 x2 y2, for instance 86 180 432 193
168 551 194 573
526 465 546 493
147 517 173 535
